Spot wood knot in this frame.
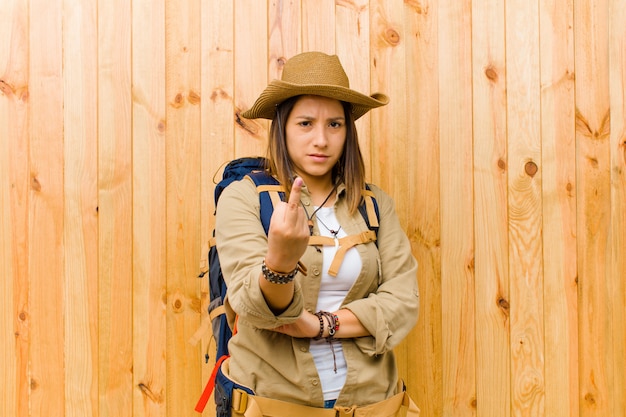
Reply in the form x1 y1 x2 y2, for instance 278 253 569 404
210 88 230 102
485 66 498 82
384 28 401 45
172 296 183 312
525 161 538 177
584 392 596 406
157 119 166 133
276 56 287 69
187 90 201 105
19 311 27 321
31 176 42 192
138 382 163 403
171 93 184 108
467 257 475 272
235 111 259 136
405 0 428 14
0 79 14 97
497 297 510 313
497 158 506 170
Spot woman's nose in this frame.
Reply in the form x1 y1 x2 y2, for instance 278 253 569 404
312 127 328 147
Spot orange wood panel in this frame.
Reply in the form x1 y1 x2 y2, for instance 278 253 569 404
97 0 134 415
472 0 511 415
132 0 167 416
438 1 476 415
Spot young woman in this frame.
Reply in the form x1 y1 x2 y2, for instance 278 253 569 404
214 51 420 417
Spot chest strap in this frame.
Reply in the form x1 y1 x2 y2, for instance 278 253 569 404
308 230 377 277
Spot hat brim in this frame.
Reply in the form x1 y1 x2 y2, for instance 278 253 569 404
240 80 389 121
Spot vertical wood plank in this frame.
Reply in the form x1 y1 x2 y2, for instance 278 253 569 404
199 1 236 415
574 0 612 415
506 1 545 416
370 0 407 204
0 2 29 417
472 0 511 415
234 0 268 157
63 0 99 415
608 0 626 413
165 0 202 413
132 0 167 415
269 0 301 78
369 0 414 401
29 0 66 415
336 0 373 175
438 1 476 415
302 0 335 53
539 1 579 416
98 0 133 415
403 2 442 415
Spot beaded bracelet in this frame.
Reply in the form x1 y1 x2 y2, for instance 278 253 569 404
313 312 325 340
316 311 340 373
261 259 299 284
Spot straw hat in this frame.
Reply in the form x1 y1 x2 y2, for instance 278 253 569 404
241 52 389 120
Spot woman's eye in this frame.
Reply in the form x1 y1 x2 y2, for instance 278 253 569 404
329 121 343 128
298 121 312 127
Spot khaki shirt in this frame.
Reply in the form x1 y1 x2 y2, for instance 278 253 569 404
215 177 419 407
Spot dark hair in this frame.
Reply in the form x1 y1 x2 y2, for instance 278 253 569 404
265 95 366 214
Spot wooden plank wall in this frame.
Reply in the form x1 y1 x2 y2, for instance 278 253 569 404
1 1 625 417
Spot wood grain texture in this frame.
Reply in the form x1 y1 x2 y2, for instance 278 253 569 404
575 0 612 415
506 1 546 416
370 0 408 206
234 0 268 157
132 0 167 416
28 0 66 415
608 0 626 414
302 0 335 53
472 0 511 415
403 2 442 416
63 0 99 415
438 1 476 415
0 2 29 416
165 0 203 414
539 1 579 416
98 0 133 415
269 0 301 78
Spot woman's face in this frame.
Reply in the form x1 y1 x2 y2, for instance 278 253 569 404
285 95 346 186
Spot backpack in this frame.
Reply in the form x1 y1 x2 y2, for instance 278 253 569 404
194 156 380 414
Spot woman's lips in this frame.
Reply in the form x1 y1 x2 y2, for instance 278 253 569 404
309 154 329 162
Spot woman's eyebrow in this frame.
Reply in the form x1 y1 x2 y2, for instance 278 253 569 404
292 115 345 121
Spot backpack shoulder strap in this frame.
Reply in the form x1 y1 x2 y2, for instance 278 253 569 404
359 184 380 231
245 171 286 234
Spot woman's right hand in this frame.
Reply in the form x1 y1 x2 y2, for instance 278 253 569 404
264 177 310 273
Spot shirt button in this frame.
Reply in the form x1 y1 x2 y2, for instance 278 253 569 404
303 201 311 206
312 268 320 276
311 380 319 386
300 346 308 352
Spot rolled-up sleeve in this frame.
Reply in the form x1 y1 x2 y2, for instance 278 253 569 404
343 185 419 355
215 178 304 328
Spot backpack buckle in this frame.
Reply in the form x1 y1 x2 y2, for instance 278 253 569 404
231 388 249 414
